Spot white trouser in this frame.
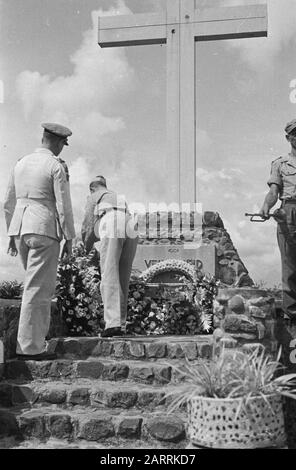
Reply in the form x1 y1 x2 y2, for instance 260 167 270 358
16 234 60 355
96 211 138 330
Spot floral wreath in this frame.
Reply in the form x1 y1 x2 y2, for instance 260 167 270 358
140 259 198 284
140 259 217 332
57 248 218 336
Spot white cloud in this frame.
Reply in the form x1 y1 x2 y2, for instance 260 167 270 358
196 167 214 183
223 215 281 286
195 166 282 286
16 2 135 140
0 80 4 104
69 157 93 188
70 112 125 151
196 128 213 151
196 167 243 183
16 71 50 119
223 0 296 70
238 220 246 228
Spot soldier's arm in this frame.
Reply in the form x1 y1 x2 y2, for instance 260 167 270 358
7 236 18 257
260 159 282 218
260 184 280 218
81 196 91 244
52 162 76 242
3 169 16 231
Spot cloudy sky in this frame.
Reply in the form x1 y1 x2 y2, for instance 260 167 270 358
1 0 296 286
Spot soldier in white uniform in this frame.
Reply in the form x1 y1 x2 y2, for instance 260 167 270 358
4 123 76 360
81 176 138 337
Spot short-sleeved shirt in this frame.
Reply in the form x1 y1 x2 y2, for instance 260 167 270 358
267 154 296 200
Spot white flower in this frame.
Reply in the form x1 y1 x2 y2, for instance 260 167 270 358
141 259 197 283
156 313 164 321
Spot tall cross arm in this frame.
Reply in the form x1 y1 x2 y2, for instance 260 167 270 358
193 4 268 41
98 12 167 47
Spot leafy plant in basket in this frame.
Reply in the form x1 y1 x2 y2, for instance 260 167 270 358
166 346 296 448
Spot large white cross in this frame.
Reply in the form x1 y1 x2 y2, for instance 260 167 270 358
98 0 267 205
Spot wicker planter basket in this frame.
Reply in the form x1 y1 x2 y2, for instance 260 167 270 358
188 394 286 449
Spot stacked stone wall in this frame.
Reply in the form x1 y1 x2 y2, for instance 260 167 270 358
213 288 279 353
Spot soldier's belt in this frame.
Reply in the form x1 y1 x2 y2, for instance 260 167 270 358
97 207 130 220
17 197 55 210
282 199 296 205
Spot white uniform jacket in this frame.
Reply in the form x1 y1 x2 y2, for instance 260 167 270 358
3 148 76 241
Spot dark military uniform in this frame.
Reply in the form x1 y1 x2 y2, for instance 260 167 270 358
268 154 296 320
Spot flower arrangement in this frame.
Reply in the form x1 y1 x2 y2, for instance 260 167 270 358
56 245 104 336
141 259 198 284
56 249 219 336
181 273 219 333
140 259 219 333
126 277 165 335
126 277 203 336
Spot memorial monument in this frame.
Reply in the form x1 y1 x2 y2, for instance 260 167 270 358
97 0 267 286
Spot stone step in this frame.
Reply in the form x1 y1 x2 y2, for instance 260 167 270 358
0 405 188 446
50 335 213 361
0 436 187 449
4 357 206 385
0 378 197 412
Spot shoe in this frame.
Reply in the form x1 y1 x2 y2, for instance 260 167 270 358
16 352 57 361
100 327 124 338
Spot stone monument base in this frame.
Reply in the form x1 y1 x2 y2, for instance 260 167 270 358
213 287 280 354
0 287 283 361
